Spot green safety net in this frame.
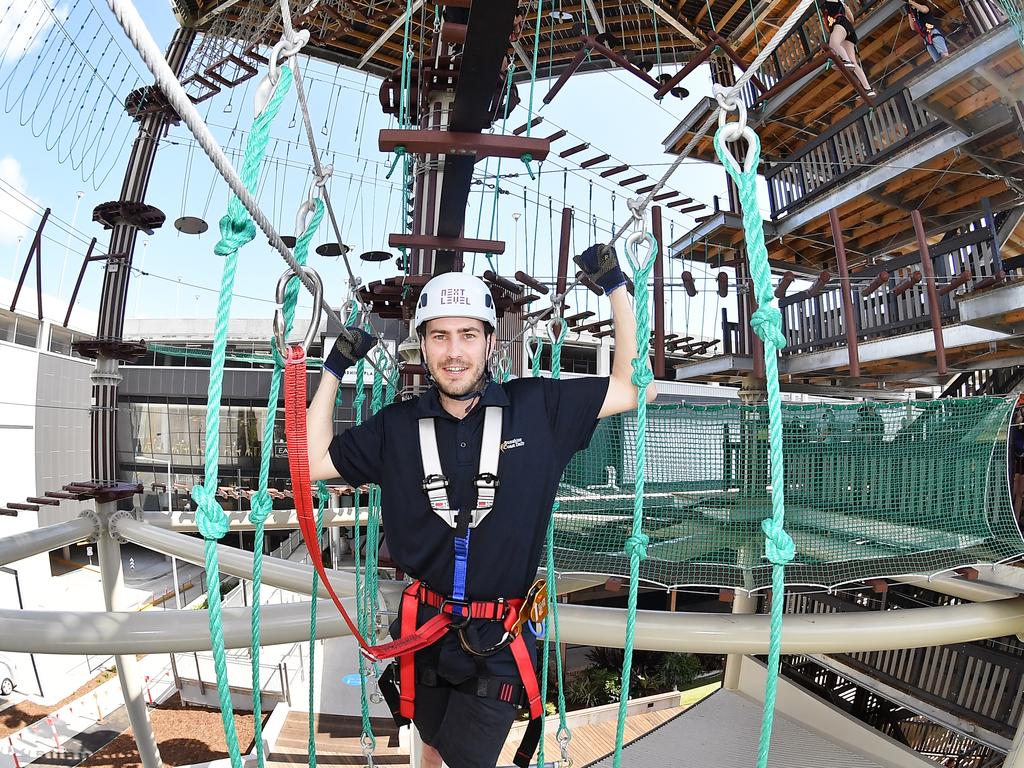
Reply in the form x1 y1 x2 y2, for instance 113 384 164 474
551 396 1022 591
994 0 1023 48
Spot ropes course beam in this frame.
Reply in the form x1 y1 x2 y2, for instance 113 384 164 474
378 129 550 161
358 0 426 69
434 0 518 272
4 594 1024 656
0 518 98 569
389 233 507 254
583 0 607 34
632 0 703 45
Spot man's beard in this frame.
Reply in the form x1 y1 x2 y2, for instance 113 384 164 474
427 357 488 400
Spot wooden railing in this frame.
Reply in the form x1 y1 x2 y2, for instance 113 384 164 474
766 87 940 217
778 214 1002 355
787 589 1024 740
737 0 879 109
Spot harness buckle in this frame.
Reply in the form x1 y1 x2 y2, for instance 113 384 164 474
440 598 473 629
422 473 449 494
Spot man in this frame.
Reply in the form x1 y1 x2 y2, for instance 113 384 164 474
306 243 656 768
906 0 949 61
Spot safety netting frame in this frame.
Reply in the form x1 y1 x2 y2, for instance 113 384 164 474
550 395 1023 593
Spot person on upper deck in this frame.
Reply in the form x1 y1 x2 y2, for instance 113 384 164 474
905 0 950 61
823 0 877 98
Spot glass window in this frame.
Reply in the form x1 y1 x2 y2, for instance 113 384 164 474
13 316 40 348
49 326 73 356
0 311 14 343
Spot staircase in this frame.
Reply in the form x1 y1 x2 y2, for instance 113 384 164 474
941 365 1024 398
266 712 408 766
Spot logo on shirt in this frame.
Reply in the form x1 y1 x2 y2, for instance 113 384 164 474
500 437 525 451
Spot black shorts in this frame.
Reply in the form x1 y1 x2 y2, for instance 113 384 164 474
392 606 539 768
830 16 859 44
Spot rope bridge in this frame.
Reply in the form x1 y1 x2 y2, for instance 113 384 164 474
553 396 1021 592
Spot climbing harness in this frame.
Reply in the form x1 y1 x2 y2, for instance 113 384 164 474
418 407 502 529
279 290 546 767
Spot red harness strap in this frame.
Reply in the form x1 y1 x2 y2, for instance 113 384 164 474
283 346 450 662
284 347 541 725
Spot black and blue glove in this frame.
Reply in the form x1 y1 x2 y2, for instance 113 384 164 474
323 327 376 380
574 243 626 295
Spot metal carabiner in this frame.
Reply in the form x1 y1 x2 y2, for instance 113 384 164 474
625 229 658 273
546 315 568 345
273 266 323 360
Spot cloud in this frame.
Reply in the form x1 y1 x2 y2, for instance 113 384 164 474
0 0 62 65
0 156 35 247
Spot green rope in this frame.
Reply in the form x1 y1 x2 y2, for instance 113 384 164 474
994 0 1024 48
705 0 718 33
612 234 657 768
521 0 545 178
536 327 572 768
811 0 829 46
190 64 293 768
749 0 762 53
713 126 794 768
307 481 330 768
249 197 324 768
484 64 517 274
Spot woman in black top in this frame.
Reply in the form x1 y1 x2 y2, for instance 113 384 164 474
823 0 876 97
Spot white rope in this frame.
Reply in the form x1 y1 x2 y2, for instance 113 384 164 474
277 0 362 289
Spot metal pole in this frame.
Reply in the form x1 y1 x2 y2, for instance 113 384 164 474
89 26 195 483
97 504 163 768
171 556 181 610
911 209 947 376
1005 709 1024 767
651 206 666 379
723 590 759 689
828 207 861 378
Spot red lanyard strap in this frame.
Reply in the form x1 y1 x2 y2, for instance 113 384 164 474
284 346 459 663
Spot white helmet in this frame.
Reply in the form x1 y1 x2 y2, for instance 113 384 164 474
413 272 497 333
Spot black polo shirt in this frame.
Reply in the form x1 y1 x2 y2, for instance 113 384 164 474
329 375 610 600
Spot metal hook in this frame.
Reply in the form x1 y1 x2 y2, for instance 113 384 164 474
546 316 568 345
626 230 658 272
273 266 323 359
294 199 317 241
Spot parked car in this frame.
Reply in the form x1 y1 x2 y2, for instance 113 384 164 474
0 654 16 696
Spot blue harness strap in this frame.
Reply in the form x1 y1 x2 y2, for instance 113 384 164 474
452 528 471 610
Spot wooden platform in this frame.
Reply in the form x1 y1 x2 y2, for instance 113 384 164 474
265 700 690 768
499 705 687 767
266 712 406 767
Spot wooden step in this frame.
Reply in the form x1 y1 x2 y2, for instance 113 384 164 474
27 496 61 506
388 234 505 254
379 129 549 162
6 502 39 511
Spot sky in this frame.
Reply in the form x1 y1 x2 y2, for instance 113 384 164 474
0 0 749 340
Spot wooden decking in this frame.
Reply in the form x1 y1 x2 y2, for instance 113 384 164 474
266 712 407 767
265 700 690 768
499 706 687 767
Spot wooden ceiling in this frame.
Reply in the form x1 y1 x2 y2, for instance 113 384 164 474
174 0 787 80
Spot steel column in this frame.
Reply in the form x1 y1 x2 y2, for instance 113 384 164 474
98 505 162 768
651 206 665 379
89 27 195 483
828 208 861 377
912 209 947 375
